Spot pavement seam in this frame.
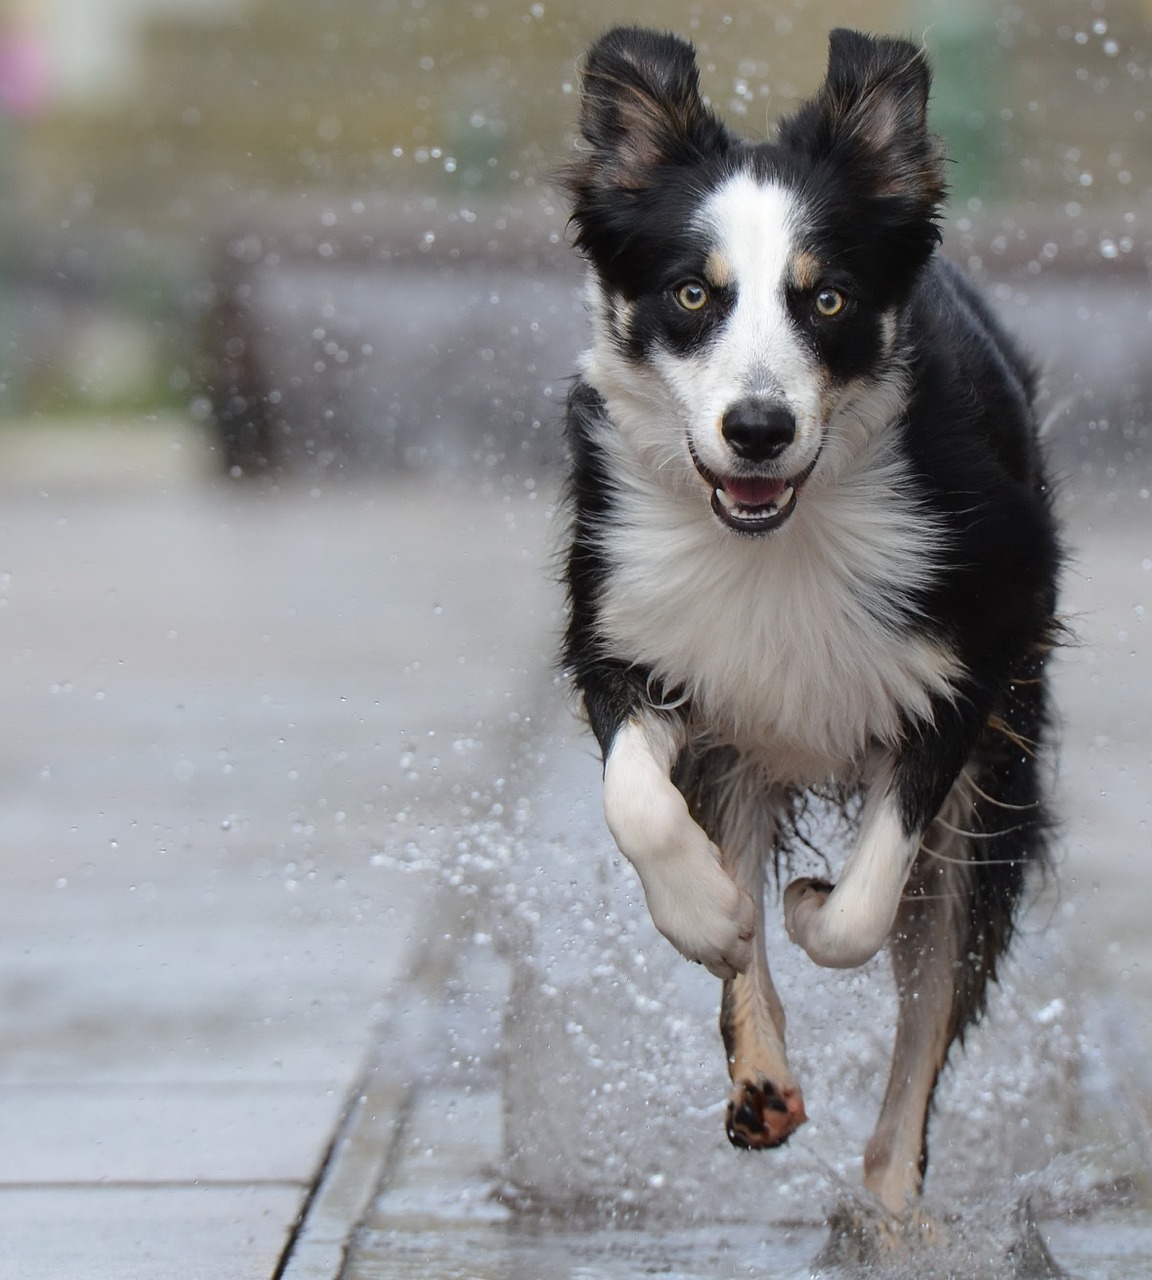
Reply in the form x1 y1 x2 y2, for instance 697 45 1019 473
270 1052 382 1280
275 935 454 1280
329 1084 419 1280
0 1179 307 1192
276 639 557 1279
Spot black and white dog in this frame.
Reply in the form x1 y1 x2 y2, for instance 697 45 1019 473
559 27 1061 1216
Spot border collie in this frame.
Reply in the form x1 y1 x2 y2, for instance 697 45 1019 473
558 26 1061 1216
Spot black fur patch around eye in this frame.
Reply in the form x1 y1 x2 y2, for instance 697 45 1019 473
786 285 886 382
604 240 735 361
611 286 729 362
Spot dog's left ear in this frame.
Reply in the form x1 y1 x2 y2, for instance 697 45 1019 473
783 29 945 214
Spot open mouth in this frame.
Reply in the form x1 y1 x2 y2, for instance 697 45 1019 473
689 442 819 535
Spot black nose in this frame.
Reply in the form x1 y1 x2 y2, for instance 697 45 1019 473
721 400 796 463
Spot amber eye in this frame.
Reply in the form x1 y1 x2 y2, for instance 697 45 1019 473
675 281 709 312
815 287 846 318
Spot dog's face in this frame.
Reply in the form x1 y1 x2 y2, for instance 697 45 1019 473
566 28 945 534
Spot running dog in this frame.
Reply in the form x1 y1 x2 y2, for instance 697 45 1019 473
558 26 1061 1215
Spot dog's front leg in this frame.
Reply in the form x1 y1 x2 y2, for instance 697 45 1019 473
715 797 807 1147
783 698 985 970
783 772 919 969
671 747 807 1146
602 718 756 979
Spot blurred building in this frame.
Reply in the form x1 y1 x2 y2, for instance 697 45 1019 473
1 0 1149 479
14 0 1150 224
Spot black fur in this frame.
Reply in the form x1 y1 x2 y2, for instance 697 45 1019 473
561 380 661 758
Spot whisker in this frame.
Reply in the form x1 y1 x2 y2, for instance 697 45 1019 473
986 714 1041 758
916 839 1031 868
930 816 1028 841
645 675 691 711
961 775 1041 812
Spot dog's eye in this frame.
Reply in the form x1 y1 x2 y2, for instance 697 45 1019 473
675 281 709 312
814 288 846 318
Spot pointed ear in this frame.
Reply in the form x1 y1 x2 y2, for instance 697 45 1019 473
783 29 945 211
569 26 729 192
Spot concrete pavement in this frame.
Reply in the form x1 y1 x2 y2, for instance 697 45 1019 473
0 417 554 1278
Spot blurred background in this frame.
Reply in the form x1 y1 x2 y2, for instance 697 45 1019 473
0 0 1148 479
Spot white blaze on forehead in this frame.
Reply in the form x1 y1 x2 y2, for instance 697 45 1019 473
587 168 827 486
687 172 818 418
698 173 801 302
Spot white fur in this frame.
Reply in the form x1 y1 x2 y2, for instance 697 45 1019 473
590 395 957 967
579 169 961 780
582 165 966 976
674 176 825 483
783 792 920 967
602 717 755 978
589 412 960 781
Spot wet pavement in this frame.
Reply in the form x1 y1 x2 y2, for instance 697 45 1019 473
0 417 553 1278
0 417 1149 1277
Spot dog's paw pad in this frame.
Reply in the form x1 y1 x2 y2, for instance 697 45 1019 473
726 1076 807 1149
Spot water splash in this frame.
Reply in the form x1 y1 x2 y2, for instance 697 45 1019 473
377 721 1151 1274
473 733 1079 1222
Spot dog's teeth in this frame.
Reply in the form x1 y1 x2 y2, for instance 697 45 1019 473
715 484 796 522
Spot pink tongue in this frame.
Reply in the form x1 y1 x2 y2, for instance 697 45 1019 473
722 476 787 507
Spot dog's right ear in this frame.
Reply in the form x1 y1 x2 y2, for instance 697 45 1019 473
569 26 728 193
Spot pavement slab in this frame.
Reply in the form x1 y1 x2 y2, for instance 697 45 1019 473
0 1185 303 1280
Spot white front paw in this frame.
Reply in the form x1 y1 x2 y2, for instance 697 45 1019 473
641 842 755 979
602 721 754 979
782 876 833 947
784 875 886 969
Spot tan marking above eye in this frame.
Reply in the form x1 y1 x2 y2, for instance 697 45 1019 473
815 287 846 318
704 249 733 286
791 250 823 291
676 281 709 311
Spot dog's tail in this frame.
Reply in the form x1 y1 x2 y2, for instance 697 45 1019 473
946 643 1057 1045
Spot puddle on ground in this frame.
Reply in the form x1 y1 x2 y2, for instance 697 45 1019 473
356 1220 830 1279
356 1212 1152 1279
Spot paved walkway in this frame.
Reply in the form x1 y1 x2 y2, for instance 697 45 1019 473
0 418 554 1278
0 418 1148 1277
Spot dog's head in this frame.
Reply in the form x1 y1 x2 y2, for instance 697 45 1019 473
565 27 945 534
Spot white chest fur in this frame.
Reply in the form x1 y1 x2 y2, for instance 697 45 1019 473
594 438 961 784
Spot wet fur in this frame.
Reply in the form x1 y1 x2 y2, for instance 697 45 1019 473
559 26 1061 1214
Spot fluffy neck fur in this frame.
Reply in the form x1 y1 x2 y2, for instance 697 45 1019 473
584 379 962 783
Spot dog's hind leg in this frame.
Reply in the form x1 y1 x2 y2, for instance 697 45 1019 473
862 800 971 1215
864 742 1048 1213
676 749 807 1149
